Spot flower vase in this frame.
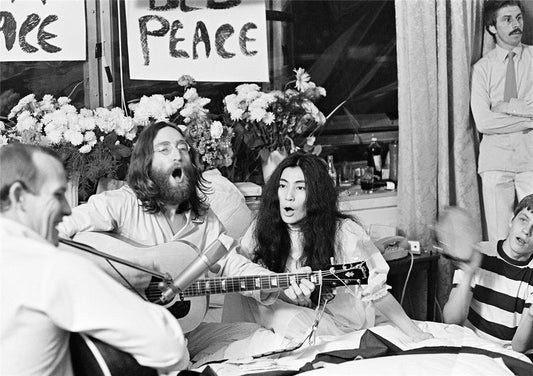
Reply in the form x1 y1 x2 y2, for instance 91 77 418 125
66 172 80 208
261 149 288 183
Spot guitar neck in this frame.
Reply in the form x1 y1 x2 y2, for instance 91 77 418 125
181 271 322 297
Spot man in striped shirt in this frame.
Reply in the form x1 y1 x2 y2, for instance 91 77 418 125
443 194 533 357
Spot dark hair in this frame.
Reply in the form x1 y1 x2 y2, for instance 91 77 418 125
513 194 533 218
253 152 356 272
484 0 523 34
0 143 61 211
126 121 209 217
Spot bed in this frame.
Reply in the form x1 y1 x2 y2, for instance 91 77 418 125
191 321 533 376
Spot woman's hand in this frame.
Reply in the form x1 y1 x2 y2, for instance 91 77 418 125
280 266 315 307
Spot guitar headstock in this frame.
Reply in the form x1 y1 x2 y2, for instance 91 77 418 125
324 261 369 287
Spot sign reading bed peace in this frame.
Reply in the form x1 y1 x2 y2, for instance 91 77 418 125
124 0 269 82
0 0 86 62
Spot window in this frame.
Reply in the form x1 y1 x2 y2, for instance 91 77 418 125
0 61 86 117
0 1 398 183
291 0 398 164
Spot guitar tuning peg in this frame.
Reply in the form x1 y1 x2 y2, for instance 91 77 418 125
330 257 335 265
157 280 168 292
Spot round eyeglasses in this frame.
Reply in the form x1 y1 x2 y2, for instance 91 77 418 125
154 141 190 156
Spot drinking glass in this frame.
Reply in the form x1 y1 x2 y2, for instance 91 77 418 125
340 161 353 186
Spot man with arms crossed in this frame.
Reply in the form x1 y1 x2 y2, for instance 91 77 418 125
471 0 533 241
0 144 189 375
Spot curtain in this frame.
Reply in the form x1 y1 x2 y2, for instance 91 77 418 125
395 0 484 320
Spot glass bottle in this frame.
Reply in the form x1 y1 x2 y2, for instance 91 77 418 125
368 137 382 179
327 155 338 187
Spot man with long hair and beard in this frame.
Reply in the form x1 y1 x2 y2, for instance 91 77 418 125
58 121 308 367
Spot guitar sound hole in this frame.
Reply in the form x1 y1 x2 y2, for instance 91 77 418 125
145 277 191 319
167 300 191 319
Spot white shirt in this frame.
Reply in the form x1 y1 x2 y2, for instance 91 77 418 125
235 219 391 334
470 43 533 173
58 185 276 303
0 217 189 376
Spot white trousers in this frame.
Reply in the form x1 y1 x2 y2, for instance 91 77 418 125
186 321 287 368
480 170 533 241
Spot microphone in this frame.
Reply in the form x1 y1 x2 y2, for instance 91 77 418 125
159 239 227 303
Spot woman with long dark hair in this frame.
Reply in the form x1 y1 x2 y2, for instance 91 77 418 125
226 152 431 341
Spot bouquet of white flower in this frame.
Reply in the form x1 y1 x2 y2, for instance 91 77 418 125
223 68 326 161
1 94 137 200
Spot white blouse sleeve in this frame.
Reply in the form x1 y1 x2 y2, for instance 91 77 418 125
238 220 258 260
335 219 390 302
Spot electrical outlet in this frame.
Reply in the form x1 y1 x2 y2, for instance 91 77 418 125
408 240 421 254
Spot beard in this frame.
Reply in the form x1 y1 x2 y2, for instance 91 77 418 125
150 165 194 206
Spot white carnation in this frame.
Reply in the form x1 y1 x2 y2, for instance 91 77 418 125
79 108 93 117
64 129 84 146
263 112 275 125
43 123 60 142
45 130 63 144
84 131 96 143
57 96 71 106
16 115 38 132
236 84 260 96
229 108 244 121
249 107 266 122
79 144 92 154
184 88 199 101
210 121 224 139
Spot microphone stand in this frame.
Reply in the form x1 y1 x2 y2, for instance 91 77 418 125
59 238 171 281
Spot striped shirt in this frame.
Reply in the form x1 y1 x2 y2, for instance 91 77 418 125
452 240 533 346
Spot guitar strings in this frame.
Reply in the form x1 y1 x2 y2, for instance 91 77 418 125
142 267 365 301
144 272 327 299
106 259 148 301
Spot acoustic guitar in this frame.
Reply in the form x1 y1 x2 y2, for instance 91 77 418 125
63 231 369 333
69 332 157 376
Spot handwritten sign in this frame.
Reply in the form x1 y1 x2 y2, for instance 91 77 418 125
0 0 86 62
124 0 269 82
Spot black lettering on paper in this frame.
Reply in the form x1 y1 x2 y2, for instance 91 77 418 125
207 0 241 10
149 0 179 11
170 20 189 58
19 13 40 53
180 0 200 12
139 15 170 65
38 15 60 53
239 22 257 56
0 12 16 51
192 21 210 59
215 24 235 59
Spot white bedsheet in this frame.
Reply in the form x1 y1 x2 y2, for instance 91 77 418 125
193 321 531 376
